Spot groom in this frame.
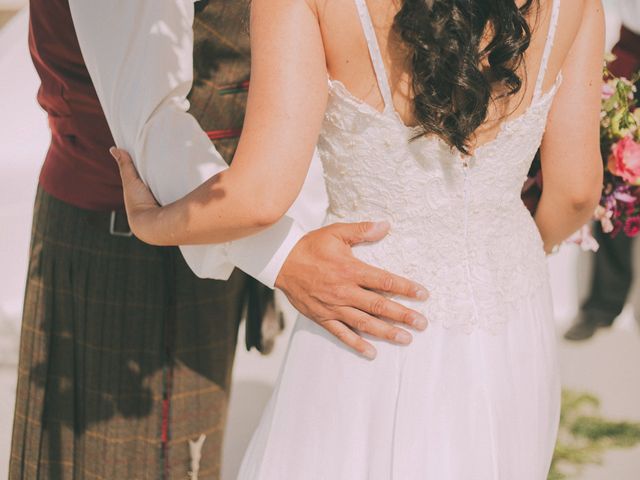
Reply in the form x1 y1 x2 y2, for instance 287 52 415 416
10 0 427 478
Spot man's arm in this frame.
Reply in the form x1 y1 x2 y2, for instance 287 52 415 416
68 0 305 287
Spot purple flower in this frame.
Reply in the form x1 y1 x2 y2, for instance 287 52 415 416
613 189 636 203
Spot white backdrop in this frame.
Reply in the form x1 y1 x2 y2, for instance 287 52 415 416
0 0 25 8
1 3 640 480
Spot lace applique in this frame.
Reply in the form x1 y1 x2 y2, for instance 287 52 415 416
318 0 562 334
319 75 560 334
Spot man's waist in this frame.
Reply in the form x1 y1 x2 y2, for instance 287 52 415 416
46 110 113 142
40 144 124 212
34 185 133 241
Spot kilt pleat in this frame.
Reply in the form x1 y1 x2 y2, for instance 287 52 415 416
10 188 248 479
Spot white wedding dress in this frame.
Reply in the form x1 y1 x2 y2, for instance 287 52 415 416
238 0 562 478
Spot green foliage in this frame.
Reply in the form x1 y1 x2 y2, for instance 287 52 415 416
549 390 640 479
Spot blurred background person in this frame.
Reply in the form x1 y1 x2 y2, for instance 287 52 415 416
565 0 640 341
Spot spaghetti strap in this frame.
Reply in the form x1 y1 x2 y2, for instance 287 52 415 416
353 0 394 111
533 0 561 101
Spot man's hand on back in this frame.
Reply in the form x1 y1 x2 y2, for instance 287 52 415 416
275 221 429 360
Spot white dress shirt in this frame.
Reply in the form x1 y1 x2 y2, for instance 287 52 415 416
67 0 327 288
619 0 640 34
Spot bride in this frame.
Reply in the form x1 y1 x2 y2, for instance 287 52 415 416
111 0 604 477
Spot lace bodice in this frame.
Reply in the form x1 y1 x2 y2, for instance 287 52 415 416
317 0 562 333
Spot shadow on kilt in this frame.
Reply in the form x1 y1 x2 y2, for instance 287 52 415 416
9 187 250 479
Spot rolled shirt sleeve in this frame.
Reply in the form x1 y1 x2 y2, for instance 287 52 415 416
68 0 325 288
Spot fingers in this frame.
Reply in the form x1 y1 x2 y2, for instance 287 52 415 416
338 306 413 344
110 147 141 186
321 319 377 360
333 221 390 246
326 221 429 300
353 261 429 300
348 288 428 330
323 306 417 360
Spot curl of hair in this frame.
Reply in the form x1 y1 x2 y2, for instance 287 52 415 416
393 0 537 155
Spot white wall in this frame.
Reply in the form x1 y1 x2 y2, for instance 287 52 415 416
0 0 26 9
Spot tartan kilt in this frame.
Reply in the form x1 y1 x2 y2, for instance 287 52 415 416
9 187 248 480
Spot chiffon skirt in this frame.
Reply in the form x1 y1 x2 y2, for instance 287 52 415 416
238 284 561 480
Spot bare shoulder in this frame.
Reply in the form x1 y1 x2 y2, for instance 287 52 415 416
543 0 602 32
250 0 318 18
582 0 605 16
570 0 605 47
543 0 603 69
249 0 321 44
580 0 605 26
561 0 604 30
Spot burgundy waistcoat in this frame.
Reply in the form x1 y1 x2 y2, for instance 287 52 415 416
29 0 123 211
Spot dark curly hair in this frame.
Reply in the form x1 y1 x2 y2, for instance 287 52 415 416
394 0 538 155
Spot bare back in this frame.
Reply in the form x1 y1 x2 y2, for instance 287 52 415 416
316 0 595 151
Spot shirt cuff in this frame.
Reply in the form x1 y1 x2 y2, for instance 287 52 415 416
178 243 235 280
226 216 306 289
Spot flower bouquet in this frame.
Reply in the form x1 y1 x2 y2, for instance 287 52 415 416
595 67 640 239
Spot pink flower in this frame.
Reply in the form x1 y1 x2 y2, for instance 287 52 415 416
624 216 640 237
614 190 636 203
594 205 615 233
602 82 615 100
608 136 640 184
601 216 614 233
569 224 600 252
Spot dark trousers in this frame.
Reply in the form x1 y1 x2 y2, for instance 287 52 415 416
581 224 634 325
